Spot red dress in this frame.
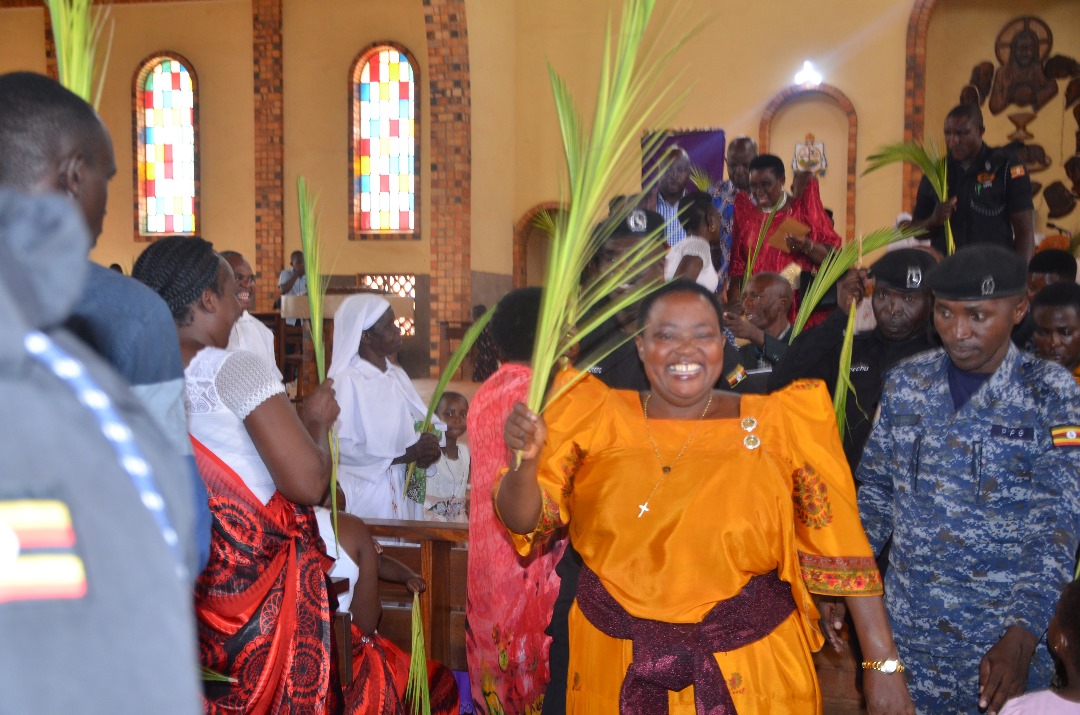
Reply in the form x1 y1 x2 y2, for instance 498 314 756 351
729 179 841 280
192 438 335 715
730 181 841 327
465 363 567 714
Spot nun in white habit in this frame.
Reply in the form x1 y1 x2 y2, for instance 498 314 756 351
329 294 444 520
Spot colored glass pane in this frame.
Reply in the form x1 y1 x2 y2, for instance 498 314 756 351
137 57 197 235
352 46 415 235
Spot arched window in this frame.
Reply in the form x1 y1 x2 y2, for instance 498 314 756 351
350 43 418 240
133 54 198 237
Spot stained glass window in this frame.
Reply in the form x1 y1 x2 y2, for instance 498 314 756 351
134 56 198 237
351 45 416 238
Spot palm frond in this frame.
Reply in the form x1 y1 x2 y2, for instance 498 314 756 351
833 300 858 437
864 140 954 254
689 163 712 192
297 176 339 546
789 224 926 341
200 666 237 683
524 0 697 419
46 0 114 110
742 197 782 290
532 208 560 238
404 305 496 501
405 591 430 715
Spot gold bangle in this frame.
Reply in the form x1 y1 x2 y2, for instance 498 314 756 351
861 658 905 674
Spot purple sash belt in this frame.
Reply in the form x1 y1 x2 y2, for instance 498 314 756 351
576 566 796 715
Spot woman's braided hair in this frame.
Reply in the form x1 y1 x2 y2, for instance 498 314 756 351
132 236 222 326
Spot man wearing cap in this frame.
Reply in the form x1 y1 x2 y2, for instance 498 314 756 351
857 245 1080 713
911 103 1034 261
771 248 937 471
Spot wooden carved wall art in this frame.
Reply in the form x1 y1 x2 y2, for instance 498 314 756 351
959 15 1080 219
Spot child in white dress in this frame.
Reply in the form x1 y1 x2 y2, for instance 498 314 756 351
424 392 470 522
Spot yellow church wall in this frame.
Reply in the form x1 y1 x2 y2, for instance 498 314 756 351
282 0 431 277
0 8 46 75
89 1 255 272
465 0 517 276
770 95 852 236
925 0 1080 238
509 0 913 256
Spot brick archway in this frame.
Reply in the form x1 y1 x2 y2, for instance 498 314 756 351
759 83 858 240
512 201 564 289
904 0 938 210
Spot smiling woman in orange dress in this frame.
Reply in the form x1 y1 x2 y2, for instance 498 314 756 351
497 280 915 714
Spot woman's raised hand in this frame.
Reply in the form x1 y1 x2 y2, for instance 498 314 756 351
504 403 546 462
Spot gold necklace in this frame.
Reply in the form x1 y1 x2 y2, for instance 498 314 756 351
637 392 714 518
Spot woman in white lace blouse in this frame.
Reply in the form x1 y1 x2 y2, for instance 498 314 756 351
133 237 341 712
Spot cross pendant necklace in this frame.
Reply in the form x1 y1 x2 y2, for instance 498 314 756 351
637 393 712 517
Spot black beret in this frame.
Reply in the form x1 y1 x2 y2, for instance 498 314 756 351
870 248 937 292
926 245 1026 300
599 208 667 242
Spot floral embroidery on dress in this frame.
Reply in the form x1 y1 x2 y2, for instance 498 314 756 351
792 464 833 528
536 489 562 537
798 552 883 595
727 671 746 695
786 378 820 391
560 442 587 499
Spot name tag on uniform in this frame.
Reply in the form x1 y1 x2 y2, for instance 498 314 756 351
893 414 921 426
991 425 1034 440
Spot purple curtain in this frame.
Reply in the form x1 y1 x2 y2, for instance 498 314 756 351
642 128 727 191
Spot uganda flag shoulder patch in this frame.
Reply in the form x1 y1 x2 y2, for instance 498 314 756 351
726 364 747 388
1050 425 1080 448
1010 164 1026 179
0 499 86 603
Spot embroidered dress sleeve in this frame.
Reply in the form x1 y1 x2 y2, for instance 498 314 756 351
496 369 607 556
215 349 286 419
777 379 882 596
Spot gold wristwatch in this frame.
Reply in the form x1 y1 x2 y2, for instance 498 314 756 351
861 658 905 674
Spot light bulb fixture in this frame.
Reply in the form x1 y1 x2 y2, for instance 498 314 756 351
794 61 822 87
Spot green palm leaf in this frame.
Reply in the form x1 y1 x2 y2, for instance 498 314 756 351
789 224 926 341
742 197 782 290
689 163 713 192
525 0 698 421
864 141 954 254
404 305 496 501
833 300 859 437
46 0 114 110
405 592 430 715
297 176 340 546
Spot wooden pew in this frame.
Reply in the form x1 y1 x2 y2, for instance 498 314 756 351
363 519 469 672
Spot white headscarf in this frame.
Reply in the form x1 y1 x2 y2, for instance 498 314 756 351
328 294 391 380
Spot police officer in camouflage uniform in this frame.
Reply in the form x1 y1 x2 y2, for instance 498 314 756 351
857 245 1080 714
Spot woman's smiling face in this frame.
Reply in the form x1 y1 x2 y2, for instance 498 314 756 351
635 290 725 413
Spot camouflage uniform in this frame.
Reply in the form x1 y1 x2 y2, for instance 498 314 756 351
857 344 1080 714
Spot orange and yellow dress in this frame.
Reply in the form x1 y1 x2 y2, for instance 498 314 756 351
499 373 882 714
